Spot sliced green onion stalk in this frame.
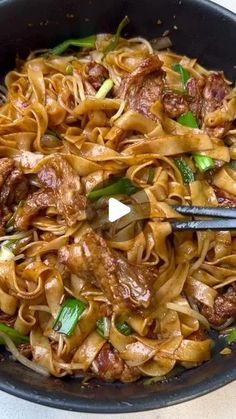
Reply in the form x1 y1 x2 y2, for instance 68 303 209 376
229 160 236 171
66 63 73 75
0 245 14 261
53 298 87 336
172 63 190 90
96 317 111 338
115 320 132 336
1 231 32 255
175 157 195 183
193 154 215 173
177 111 215 173
226 328 236 344
45 129 60 138
0 323 29 346
147 166 155 185
142 365 185 385
95 79 114 99
51 35 96 55
103 16 130 54
142 375 165 385
177 111 199 129
5 201 23 231
87 177 139 200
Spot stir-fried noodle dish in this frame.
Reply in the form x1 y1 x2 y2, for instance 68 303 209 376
0 18 236 382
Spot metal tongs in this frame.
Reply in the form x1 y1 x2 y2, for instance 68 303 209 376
171 206 236 231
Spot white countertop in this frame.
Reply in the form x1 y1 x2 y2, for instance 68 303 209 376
1 0 236 418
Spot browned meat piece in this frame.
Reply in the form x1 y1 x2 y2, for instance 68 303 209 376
186 77 205 120
0 215 4 235
224 282 236 303
86 62 109 90
186 73 230 134
200 285 236 326
202 73 231 138
204 123 232 139
0 169 29 206
38 156 86 226
91 342 140 382
118 54 165 118
15 156 86 230
58 231 156 311
99 303 113 318
188 328 206 341
0 158 14 188
162 92 189 118
214 187 236 208
203 73 230 114
14 190 55 230
0 311 16 327
18 343 33 358
0 158 29 233
83 80 96 96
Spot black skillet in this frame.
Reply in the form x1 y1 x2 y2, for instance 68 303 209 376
0 0 235 413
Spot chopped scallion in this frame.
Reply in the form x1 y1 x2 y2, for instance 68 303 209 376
229 160 236 171
5 201 23 230
193 154 215 173
45 129 60 138
66 63 73 75
96 317 110 338
172 63 190 90
0 245 14 261
177 111 199 129
51 35 96 55
226 328 236 344
147 167 155 185
95 79 113 99
115 320 132 336
175 157 195 183
87 177 139 200
53 298 87 336
0 323 29 346
103 16 130 54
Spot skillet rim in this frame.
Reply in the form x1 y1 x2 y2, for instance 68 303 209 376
0 0 236 413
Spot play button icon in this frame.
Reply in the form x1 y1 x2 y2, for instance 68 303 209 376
85 179 151 243
108 198 131 222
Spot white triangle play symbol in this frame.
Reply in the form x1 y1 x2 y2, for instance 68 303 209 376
108 198 131 222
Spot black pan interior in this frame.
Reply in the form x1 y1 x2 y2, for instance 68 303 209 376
0 0 235 413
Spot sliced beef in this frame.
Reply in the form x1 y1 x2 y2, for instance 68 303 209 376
18 343 33 358
203 73 230 114
118 54 165 118
14 190 55 230
91 342 140 382
0 158 29 233
186 77 205 120
58 231 157 311
0 169 29 206
15 156 86 230
214 187 236 208
0 211 5 235
86 62 109 90
0 158 14 188
0 311 16 327
204 124 232 139
185 73 230 136
225 282 236 301
202 73 231 137
199 284 236 326
188 328 206 341
162 91 189 119
37 156 86 226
